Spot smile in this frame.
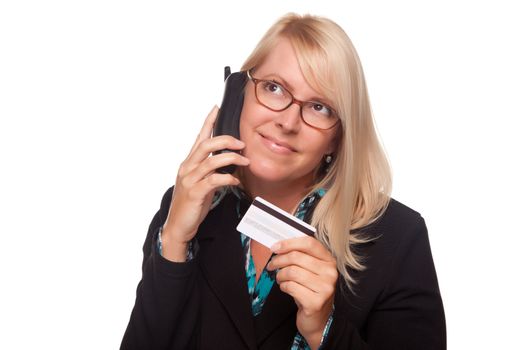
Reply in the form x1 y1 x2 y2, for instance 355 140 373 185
258 133 297 154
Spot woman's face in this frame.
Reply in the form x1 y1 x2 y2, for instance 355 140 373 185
239 38 338 188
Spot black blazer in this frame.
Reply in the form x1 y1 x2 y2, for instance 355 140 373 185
121 187 446 349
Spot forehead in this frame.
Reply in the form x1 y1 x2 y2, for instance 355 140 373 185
254 38 321 98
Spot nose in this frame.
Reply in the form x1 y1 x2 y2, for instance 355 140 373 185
274 102 302 133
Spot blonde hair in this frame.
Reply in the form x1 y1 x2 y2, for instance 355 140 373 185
241 13 392 291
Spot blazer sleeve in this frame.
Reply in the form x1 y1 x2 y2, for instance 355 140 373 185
323 215 446 349
120 187 201 350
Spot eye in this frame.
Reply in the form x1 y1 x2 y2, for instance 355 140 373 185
262 81 285 96
310 102 333 117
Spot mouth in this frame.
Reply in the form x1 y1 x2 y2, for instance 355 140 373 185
258 133 297 153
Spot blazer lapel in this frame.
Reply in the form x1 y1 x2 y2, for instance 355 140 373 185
253 271 297 344
197 194 258 350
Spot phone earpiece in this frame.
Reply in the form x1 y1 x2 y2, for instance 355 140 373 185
213 68 248 174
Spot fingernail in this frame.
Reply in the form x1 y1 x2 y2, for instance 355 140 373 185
271 243 281 252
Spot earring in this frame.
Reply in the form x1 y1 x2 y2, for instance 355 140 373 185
324 154 333 173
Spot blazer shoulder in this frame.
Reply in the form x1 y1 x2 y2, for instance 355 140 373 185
361 197 425 240
351 197 431 280
384 197 423 225
347 198 438 302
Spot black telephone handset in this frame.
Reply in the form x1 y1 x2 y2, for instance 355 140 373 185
213 66 248 174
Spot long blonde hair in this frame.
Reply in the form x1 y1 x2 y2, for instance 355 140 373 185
241 13 392 291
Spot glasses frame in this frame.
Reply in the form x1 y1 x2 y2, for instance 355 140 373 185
246 70 340 130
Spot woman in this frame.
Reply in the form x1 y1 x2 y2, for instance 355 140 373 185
121 13 446 349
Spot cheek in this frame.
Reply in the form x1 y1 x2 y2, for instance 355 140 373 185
306 132 337 157
319 129 338 156
239 99 269 141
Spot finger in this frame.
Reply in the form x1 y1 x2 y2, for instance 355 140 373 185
187 135 245 165
277 265 337 297
271 236 334 262
186 152 250 183
279 280 324 311
275 265 323 294
179 135 246 177
268 250 329 277
189 105 219 155
189 172 241 199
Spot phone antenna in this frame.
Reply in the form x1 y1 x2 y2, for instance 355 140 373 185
224 66 231 81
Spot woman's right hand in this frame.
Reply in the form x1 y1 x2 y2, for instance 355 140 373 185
161 106 250 262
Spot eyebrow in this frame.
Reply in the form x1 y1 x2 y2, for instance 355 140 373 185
258 73 333 106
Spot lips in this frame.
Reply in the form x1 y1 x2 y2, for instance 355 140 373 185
258 133 297 153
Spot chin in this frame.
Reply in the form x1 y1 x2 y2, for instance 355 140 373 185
245 158 313 185
246 160 288 182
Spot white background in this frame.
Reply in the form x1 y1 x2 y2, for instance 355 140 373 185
1 1 523 349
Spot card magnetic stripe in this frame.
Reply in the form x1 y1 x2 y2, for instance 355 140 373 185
252 199 314 236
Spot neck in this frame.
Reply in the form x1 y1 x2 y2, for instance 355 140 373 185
237 169 313 214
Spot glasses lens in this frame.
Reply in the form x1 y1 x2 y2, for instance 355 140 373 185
302 102 339 129
256 81 292 110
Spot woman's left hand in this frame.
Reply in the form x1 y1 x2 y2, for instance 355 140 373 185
267 236 338 349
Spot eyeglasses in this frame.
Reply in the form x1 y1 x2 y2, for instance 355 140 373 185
247 70 340 130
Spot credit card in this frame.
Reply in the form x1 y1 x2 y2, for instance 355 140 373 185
236 196 316 248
